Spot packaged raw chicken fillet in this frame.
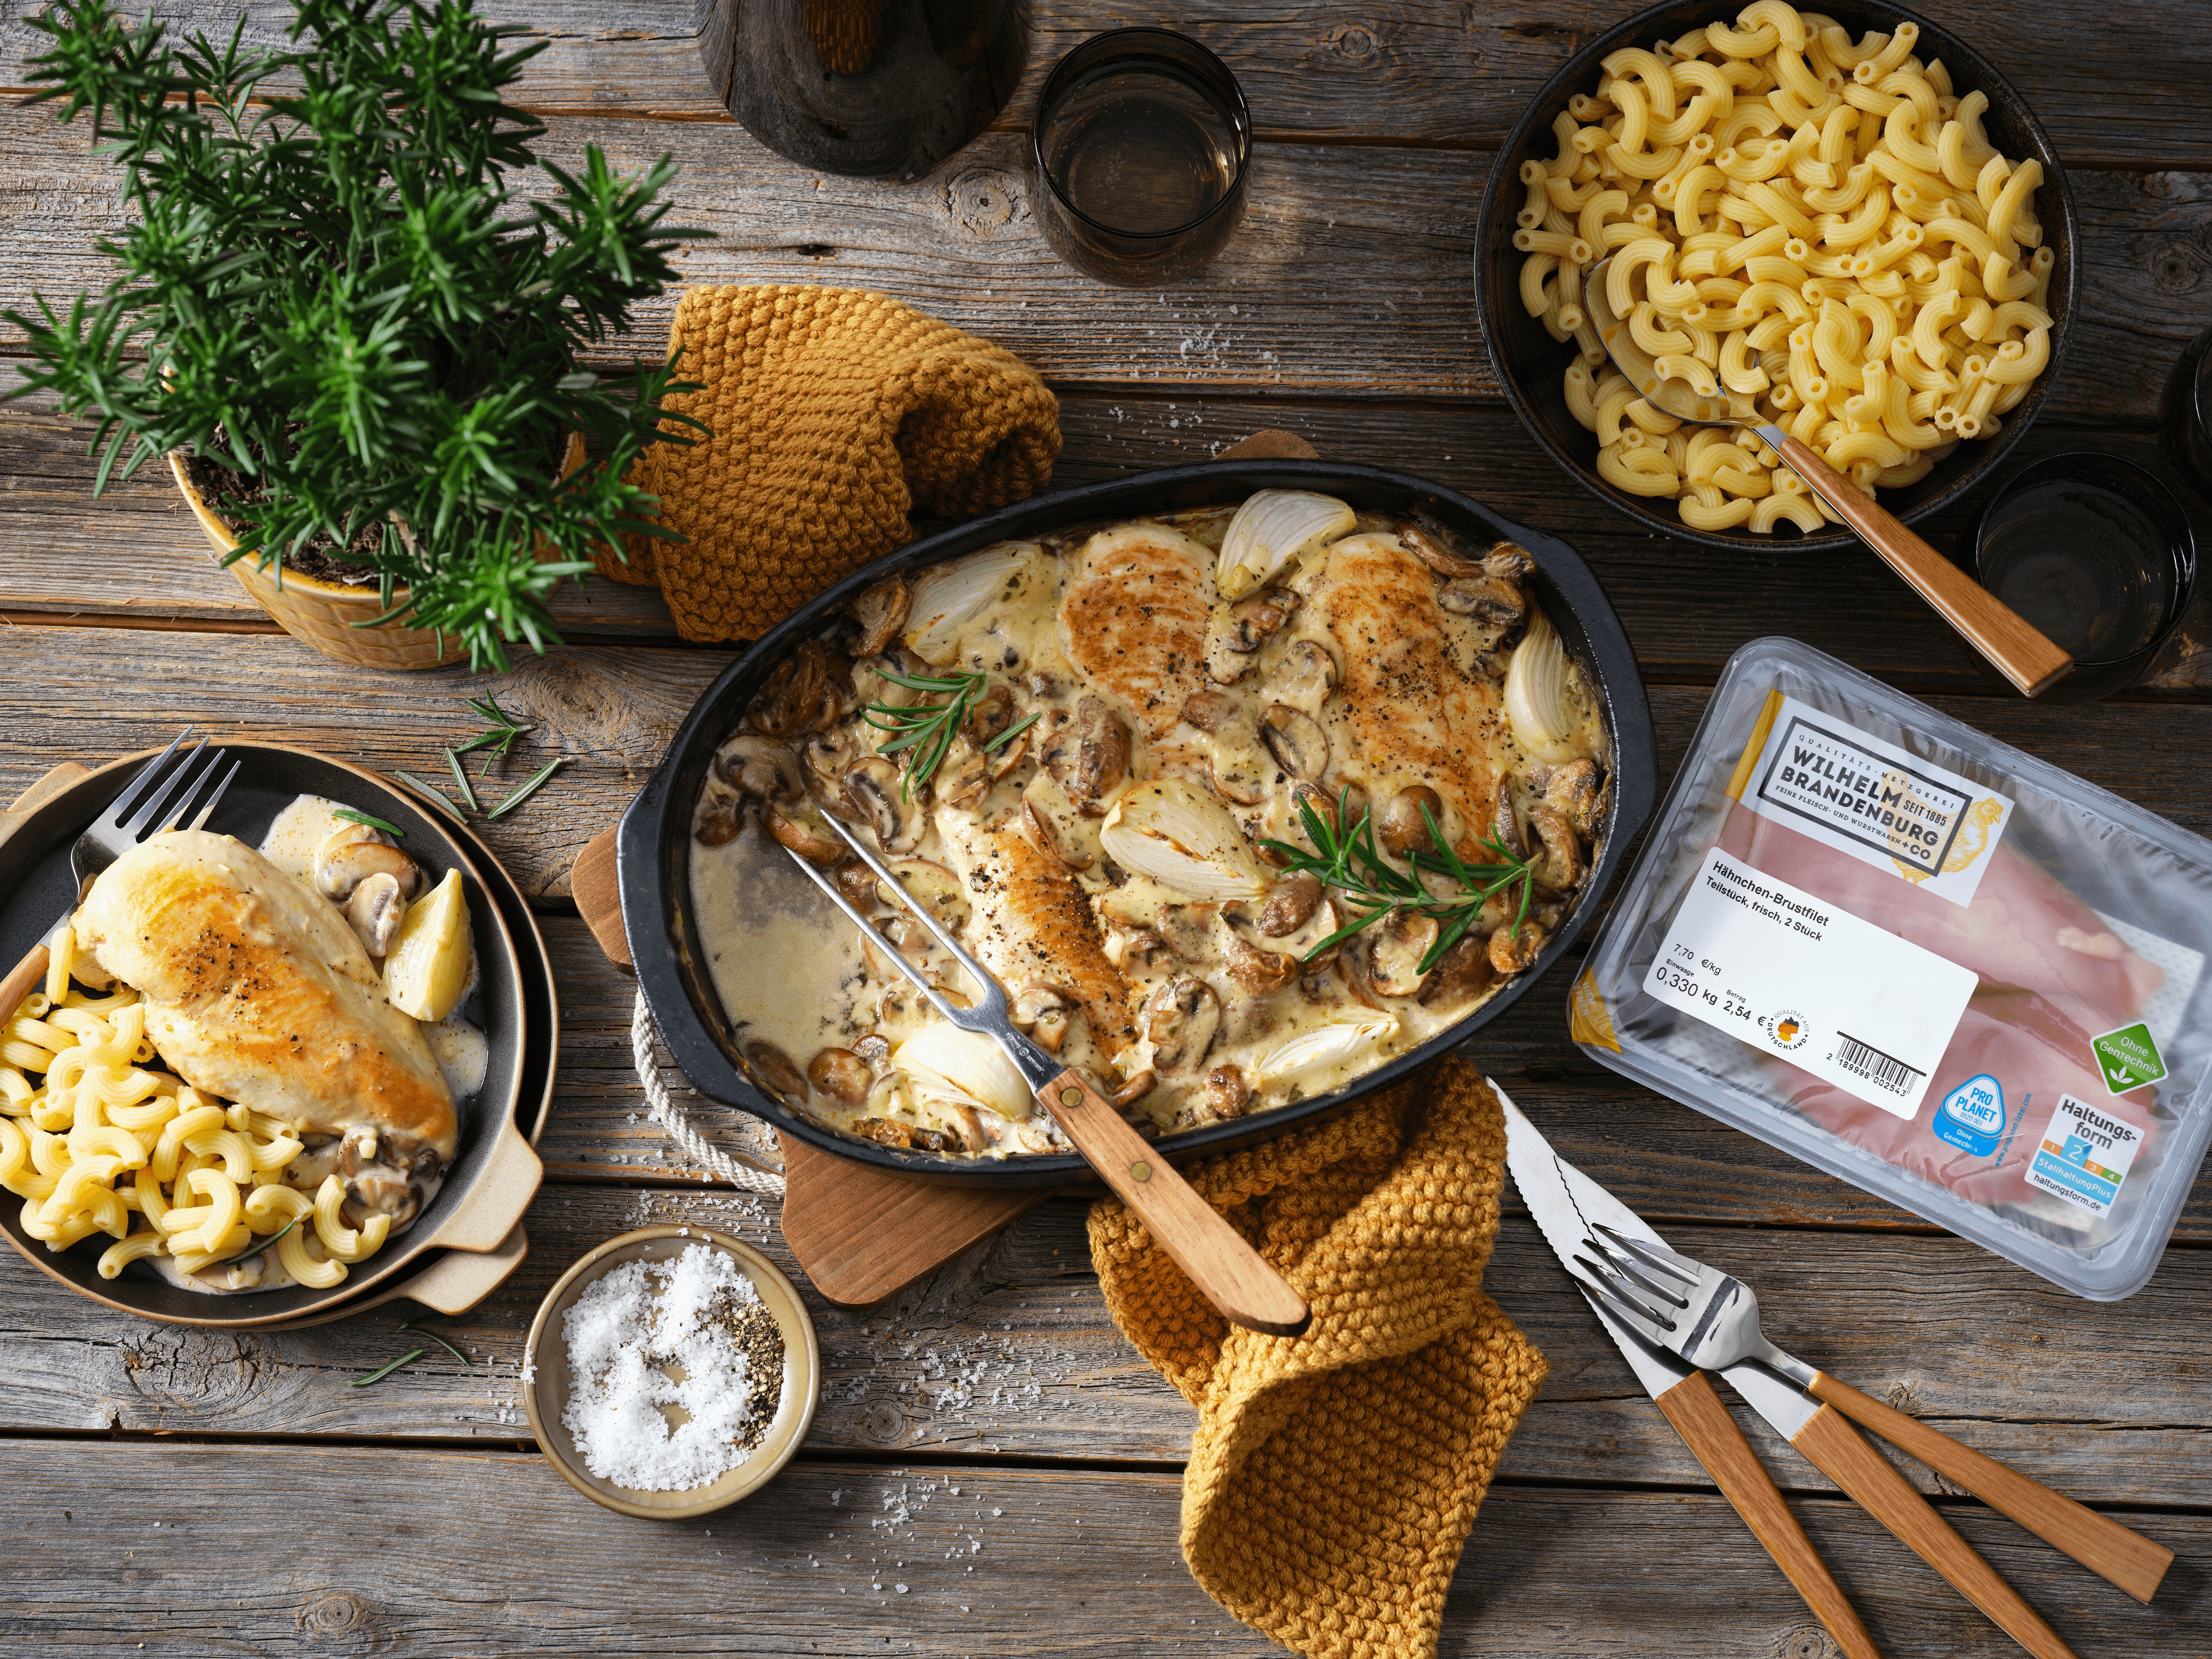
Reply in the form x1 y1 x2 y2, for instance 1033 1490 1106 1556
1573 638 2211 1299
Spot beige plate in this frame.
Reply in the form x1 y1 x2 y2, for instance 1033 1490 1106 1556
522 1227 821 1520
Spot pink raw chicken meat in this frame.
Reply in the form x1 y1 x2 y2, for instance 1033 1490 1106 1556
1713 800 2163 1222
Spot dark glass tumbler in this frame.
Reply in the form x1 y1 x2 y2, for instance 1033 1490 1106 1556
704 0 1029 180
1029 29 1252 287
2159 326 2212 507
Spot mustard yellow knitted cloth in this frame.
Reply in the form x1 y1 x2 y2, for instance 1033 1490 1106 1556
597 284 1060 641
1088 1059 1545 1659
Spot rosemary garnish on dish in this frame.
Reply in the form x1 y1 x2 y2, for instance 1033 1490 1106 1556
1262 790 1538 974
862 667 1040 799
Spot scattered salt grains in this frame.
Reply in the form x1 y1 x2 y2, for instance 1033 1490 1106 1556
559 1245 784 1491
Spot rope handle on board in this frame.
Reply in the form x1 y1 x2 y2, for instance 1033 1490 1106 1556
630 990 787 1198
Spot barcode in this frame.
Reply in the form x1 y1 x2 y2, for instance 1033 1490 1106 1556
1835 1033 1920 1095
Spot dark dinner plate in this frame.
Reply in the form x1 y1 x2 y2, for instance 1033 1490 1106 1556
0 745 530 1326
622 458 1658 1186
1474 0 2079 554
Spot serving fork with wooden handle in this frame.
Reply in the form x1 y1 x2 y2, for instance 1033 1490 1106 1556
781 815 1311 1339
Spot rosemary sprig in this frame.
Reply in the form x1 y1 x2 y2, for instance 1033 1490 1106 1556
331 808 404 838
393 770 468 823
486 757 564 820
350 1348 425 1389
1260 789 1539 975
861 667 1028 799
443 745 484 813
456 693 535 777
400 1316 471 1365
210 1215 299 1268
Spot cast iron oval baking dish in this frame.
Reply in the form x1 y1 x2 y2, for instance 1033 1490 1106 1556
621 459 1657 1187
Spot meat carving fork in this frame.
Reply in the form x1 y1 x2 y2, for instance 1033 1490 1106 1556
781 814 1310 1338
1498 1087 2171 1659
0 730 238 1020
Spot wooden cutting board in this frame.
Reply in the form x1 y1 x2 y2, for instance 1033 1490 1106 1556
578 427 1319 1308
572 829 1052 1308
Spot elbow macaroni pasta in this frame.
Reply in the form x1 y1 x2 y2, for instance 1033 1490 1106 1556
0 929 388 1288
1515 4 2053 531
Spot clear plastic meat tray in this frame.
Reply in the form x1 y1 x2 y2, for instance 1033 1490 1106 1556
1571 637 2212 1300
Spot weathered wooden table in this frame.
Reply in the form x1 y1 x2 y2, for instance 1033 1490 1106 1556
3 3 2209 1653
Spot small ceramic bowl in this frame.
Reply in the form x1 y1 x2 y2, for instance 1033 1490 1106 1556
522 1227 819 1520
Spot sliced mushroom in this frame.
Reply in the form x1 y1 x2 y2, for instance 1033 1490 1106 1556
1259 639 1339 712
799 725 863 807
1489 918 1547 975
834 858 878 909
1398 515 1486 577
1109 1069 1157 1111
1490 789 1525 858
1420 933 1496 1009
850 576 910 657
1544 757 1604 837
1437 576 1527 624
1260 872 1323 937
1143 976 1221 1074
1258 703 1329 781
841 757 923 852
858 1116 916 1149
937 748 991 813
1485 540 1536 582
716 733 804 802
1366 913 1440 998
742 1039 809 1102
1109 929 1177 974
316 837 420 903
807 1047 873 1105
1292 781 1367 841
1044 695 1130 812
1210 754 1272 806
968 683 1016 747
346 872 407 958
1205 1064 1251 1120
1205 588 1300 683
1526 803 1584 893
765 801 845 864
1011 984 1075 1054
1376 785 1446 856
1225 931 1298 995
878 858 970 934
852 1032 892 1069
694 798 744 847
1021 774 1098 872
747 643 830 739
1181 689 1239 732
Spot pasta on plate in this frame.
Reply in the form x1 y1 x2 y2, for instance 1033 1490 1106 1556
0 931 393 1292
1513 1 2055 532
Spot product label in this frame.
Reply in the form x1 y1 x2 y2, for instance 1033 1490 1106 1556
1647 848 1978 1119
1933 1072 2007 1157
2090 1022 2167 1095
2025 1094 2144 1217
1739 695 2014 906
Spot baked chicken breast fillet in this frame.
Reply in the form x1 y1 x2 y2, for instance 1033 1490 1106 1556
72 830 457 1162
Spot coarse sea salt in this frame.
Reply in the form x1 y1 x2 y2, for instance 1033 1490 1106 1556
560 1245 781 1492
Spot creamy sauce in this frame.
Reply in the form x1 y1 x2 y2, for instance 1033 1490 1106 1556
689 503 1609 1160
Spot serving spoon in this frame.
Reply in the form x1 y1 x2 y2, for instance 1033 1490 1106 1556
1581 256 2072 697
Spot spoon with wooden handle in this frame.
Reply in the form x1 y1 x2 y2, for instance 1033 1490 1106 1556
780 814 1312 1339
1582 257 2072 697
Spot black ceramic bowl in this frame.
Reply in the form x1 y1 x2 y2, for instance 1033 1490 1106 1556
1475 0 2079 554
0 747 537 1326
621 459 1657 1187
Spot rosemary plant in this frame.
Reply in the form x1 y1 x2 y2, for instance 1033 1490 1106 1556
7 0 712 670
1263 790 1539 974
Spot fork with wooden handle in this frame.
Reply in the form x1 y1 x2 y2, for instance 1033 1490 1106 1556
781 814 1311 1338
0 733 238 1020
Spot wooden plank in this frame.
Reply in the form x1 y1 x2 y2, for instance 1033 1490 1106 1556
4 0 2203 170
7 382 2211 691
0 1441 2204 1656
3 105 2206 419
3 1154 2208 1507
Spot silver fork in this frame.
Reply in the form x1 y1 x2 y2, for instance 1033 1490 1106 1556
780 813 1310 1337
1578 1224 2174 1605
0 731 239 1018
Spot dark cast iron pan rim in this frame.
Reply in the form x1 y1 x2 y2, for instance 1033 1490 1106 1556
620 457 1658 1188
0 745 530 1325
1473 0 2080 557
